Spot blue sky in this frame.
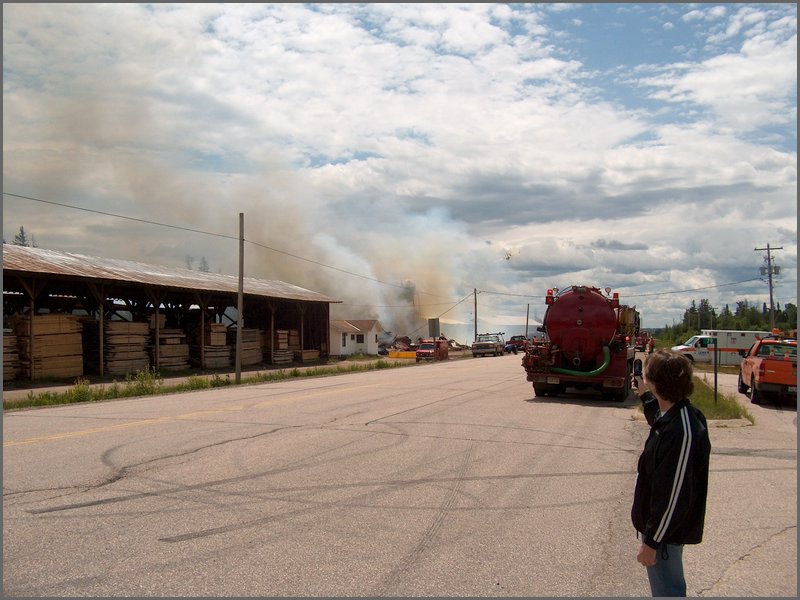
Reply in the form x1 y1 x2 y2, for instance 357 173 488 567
2 3 797 337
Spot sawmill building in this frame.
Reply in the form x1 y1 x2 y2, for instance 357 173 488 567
2 244 339 381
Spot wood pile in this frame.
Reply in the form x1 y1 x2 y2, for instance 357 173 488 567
300 349 320 362
83 320 150 376
10 313 83 379
151 328 190 371
189 323 231 369
3 329 19 381
228 327 263 366
289 330 301 353
271 329 293 365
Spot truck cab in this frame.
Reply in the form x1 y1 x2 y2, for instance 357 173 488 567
415 338 449 363
672 335 715 362
738 332 797 404
471 332 505 357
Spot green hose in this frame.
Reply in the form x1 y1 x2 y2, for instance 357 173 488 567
551 346 612 377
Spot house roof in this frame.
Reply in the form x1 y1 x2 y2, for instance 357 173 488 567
329 319 383 333
2 244 340 304
329 320 363 333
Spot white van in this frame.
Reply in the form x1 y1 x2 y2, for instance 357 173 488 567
671 330 771 365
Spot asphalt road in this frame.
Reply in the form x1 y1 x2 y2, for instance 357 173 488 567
3 354 796 597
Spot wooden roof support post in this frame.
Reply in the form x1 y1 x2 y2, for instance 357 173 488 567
87 282 109 376
15 276 45 381
266 300 276 366
297 302 307 362
325 302 331 359
144 286 164 372
194 294 210 370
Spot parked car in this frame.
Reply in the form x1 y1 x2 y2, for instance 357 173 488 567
738 332 797 404
471 332 505 357
507 335 529 354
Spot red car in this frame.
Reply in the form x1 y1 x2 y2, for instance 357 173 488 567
507 335 529 353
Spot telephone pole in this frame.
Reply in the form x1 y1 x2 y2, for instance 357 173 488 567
473 288 478 342
754 243 782 330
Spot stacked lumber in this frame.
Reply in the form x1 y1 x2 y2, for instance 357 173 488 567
271 329 293 365
205 323 228 346
3 329 19 381
228 328 263 366
83 320 151 376
300 349 320 362
189 323 231 369
10 313 83 379
289 330 301 352
152 328 190 371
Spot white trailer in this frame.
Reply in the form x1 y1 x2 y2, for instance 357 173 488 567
671 329 771 365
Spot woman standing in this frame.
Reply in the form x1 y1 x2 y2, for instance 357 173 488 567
631 350 711 597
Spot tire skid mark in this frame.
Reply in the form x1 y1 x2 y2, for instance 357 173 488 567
374 442 475 596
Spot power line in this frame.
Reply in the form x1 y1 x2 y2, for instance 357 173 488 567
479 277 774 300
3 192 238 240
7 192 791 307
622 278 766 298
407 292 474 337
4 191 459 301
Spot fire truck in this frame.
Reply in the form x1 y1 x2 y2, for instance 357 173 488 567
521 285 636 402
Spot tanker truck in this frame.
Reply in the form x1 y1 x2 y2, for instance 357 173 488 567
521 285 636 402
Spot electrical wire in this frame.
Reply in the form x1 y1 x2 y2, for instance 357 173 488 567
4 193 238 240
6 192 793 306
4 191 459 301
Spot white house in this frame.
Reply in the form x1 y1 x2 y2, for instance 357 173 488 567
329 319 386 356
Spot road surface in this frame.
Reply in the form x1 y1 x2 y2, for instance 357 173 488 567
3 354 796 596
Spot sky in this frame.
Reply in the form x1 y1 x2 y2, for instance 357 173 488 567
2 3 797 342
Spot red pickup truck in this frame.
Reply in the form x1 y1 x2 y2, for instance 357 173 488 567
738 332 797 404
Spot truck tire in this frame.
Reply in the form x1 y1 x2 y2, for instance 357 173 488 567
750 376 762 405
738 372 749 394
533 384 547 397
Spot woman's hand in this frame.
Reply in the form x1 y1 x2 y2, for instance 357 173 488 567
637 543 657 567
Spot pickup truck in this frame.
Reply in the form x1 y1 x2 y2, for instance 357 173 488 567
471 332 505 357
506 335 529 354
738 334 797 404
415 338 449 363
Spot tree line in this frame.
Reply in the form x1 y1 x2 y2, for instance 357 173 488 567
655 297 797 346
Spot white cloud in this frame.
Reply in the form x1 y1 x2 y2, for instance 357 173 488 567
2 3 796 331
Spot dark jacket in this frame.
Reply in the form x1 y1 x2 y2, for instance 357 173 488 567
631 394 711 548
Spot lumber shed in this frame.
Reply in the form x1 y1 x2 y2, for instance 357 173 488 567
2 244 340 381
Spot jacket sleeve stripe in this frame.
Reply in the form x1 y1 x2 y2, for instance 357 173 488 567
653 406 692 542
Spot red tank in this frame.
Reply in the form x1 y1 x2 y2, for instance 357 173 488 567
544 286 618 369
522 285 635 402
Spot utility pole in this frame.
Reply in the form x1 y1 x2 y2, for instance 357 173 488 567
525 303 530 337
236 212 244 384
473 288 478 342
755 243 782 330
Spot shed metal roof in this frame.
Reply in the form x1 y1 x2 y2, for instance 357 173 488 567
2 244 340 304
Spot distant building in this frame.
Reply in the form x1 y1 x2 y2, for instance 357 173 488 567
329 319 386 356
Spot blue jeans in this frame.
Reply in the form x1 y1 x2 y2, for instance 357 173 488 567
646 543 686 597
